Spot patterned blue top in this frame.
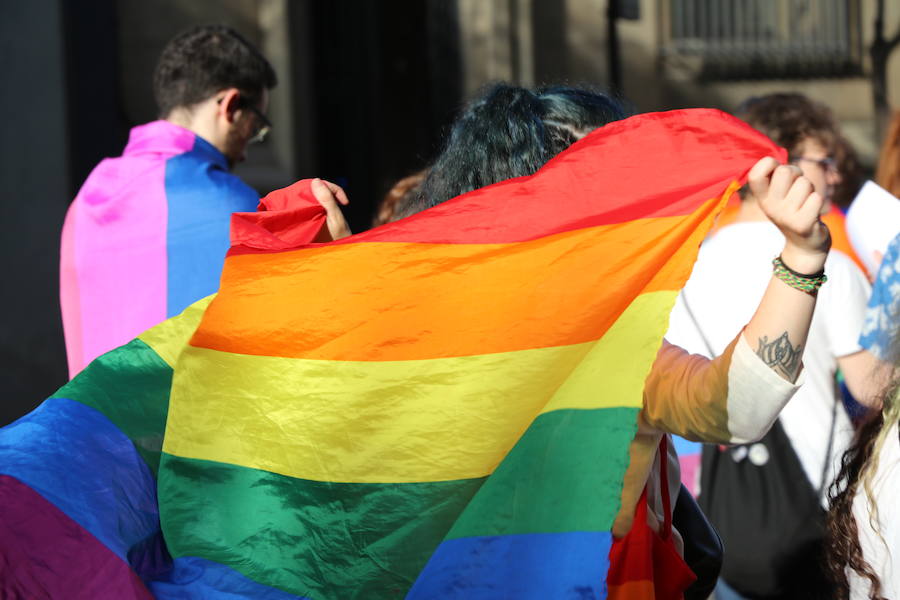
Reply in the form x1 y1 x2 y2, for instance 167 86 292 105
859 232 900 360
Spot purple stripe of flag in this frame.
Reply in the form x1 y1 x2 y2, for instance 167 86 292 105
0 474 154 600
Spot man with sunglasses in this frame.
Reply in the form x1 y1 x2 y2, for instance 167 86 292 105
60 25 279 376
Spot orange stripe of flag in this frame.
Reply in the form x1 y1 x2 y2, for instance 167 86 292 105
191 189 731 361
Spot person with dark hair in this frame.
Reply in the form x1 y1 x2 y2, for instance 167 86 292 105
709 94 868 273
665 92 878 599
151 24 277 168
2 81 834 597
415 83 832 595
411 85 628 212
60 25 346 377
826 233 900 600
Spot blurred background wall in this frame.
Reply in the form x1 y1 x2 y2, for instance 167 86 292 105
2 0 899 424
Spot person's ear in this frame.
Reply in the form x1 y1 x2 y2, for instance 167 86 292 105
216 88 242 125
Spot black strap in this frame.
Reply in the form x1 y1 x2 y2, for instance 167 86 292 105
658 435 672 540
680 291 716 358
681 289 838 501
817 374 839 501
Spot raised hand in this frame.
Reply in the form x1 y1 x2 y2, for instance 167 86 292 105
748 157 831 274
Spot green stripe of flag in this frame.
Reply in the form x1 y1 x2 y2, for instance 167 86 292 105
157 407 637 598
446 407 638 539
53 338 173 475
159 454 484 599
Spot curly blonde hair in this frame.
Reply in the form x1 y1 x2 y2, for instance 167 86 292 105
826 353 900 600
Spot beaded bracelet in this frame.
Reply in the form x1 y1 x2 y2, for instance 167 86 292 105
772 256 827 295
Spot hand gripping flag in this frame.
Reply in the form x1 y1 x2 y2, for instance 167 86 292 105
1 109 782 599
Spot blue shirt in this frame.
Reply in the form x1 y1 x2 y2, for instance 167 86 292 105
859 232 900 360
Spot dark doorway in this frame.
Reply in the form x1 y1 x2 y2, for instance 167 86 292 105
306 1 462 231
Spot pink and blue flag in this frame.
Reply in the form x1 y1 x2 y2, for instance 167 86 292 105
60 120 259 377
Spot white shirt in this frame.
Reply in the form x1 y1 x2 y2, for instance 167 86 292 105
665 221 871 502
849 422 900 599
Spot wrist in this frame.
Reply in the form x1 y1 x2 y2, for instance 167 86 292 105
780 245 827 275
773 255 827 295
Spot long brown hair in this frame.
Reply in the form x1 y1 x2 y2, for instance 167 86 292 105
826 360 900 599
875 111 900 198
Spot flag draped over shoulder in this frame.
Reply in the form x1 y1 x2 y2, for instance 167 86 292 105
59 122 272 377
158 109 781 599
1 183 326 600
0 109 783 599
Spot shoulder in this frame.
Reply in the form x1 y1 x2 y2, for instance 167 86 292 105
684 224 781 301
77 152 134 186
206 169 259 204
692 224 759 269
166 154 259 208
73 153 158 205
701 222 785 261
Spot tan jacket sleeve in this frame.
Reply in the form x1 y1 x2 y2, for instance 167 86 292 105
613 333 802 538
641 332 802 444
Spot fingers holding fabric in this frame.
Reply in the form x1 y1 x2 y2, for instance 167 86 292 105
311 178 352 241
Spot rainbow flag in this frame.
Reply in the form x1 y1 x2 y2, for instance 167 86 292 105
0 300 205 599
1 109 780 598
158 109 777 598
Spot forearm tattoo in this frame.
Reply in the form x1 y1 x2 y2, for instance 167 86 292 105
756 332 803 379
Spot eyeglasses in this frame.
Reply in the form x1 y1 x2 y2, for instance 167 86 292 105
242 103 272 144
790 156 837 173
216 95 272 144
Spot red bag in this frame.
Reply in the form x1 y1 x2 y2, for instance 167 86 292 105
607 437 696 599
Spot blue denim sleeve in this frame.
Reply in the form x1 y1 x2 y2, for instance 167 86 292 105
859 232 900 360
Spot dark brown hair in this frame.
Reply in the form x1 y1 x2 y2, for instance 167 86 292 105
736 93 838 157
153 25 277 117
412 83 628 212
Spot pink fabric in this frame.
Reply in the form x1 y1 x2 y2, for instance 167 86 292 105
59 215 84 372
60 121 195 377
679 453 701 496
